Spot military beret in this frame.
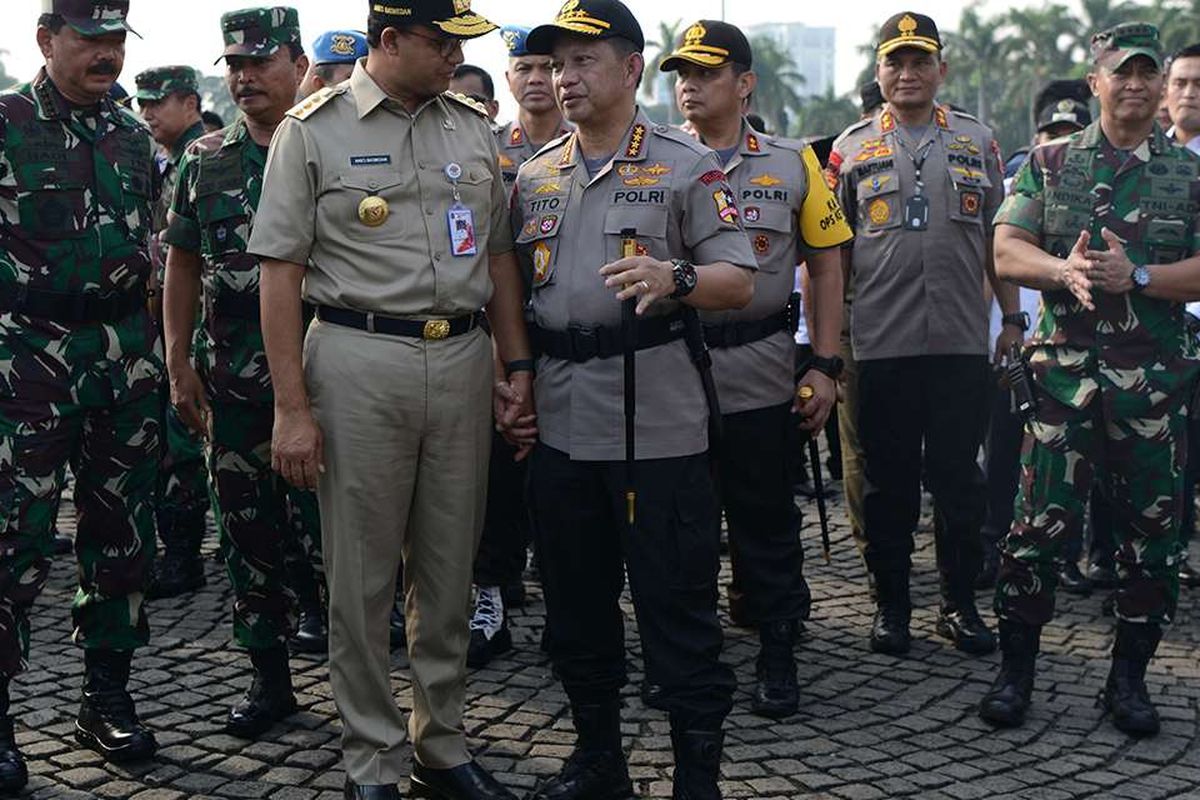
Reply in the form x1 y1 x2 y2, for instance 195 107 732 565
501 25 532 57
311 30 368 65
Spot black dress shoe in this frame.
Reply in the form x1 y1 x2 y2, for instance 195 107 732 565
410 760 518 800
290 606 328 655
344 778 401 799
936 603 996 655
1088 562 1118 588
1180 556 1200 588
1057 562 1092 595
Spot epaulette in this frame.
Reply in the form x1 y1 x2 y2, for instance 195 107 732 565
832 116 872 150
530 130 573 160
444 91 489 117
771 134 807 152
286 86 340 121
649 123 711 156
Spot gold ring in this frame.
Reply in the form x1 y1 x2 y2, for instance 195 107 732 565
638 280 651 292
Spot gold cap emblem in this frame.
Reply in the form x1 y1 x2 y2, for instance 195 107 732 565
452 0 470 13
898 14 918 36
358 195 389 227
684 23 706 47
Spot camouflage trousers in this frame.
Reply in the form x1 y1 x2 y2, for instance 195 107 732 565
210 400 321 649
0 386 160 677
995 382 1185 627
156 331 210 535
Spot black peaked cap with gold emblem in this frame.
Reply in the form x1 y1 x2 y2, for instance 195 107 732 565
877 11 942 57
368 0 497 39
659 20 752 71
525 0 644 54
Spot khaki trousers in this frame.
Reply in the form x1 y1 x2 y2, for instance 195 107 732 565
304 319 492 783
837 308 867 557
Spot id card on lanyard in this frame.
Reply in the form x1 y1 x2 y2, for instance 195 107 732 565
444 162 478 256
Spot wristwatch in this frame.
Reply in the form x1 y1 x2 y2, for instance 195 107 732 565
1001 312 1030 331
1130 265 1151 292
669 259 698 299
808 354 844 381
504 358 536 379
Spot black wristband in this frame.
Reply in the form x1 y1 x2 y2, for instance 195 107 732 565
505 358 535 379
1002 312 1030 331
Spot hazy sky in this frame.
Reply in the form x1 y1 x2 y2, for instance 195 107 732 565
4 0 1082 120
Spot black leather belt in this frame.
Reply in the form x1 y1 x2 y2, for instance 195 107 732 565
0 283 146 324
532 311 686 362
702 309 790 349
316 306 483 339
206 292 261 321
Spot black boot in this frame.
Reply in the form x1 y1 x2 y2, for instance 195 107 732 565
1057 561 1092 595
936 593 996 655
1099 621 1162 737
670 728 723 800
147 509 207 599
290 603 328 655
979 619 1040 727
752 620 798 719
533 702 632 800
226 646 298 738
869 571 911 654
75 650 157 762
0 679 27 792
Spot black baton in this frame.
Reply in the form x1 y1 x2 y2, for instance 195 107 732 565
798 385 831 563
621 229 638 527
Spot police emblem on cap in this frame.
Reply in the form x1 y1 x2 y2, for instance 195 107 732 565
502 28 520 48
1057 99 1074 112
453 0 470 13
685 22 705 46
898 14 917 36
330 34 357 55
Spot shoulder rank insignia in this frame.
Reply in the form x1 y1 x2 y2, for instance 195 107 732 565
879 110 896 134
935 105 950 130
445 91 489 116
509 126 524 146
746 132 761 153
625 124 647 158
287 86 337 121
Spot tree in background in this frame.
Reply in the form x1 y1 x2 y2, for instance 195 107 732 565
645 19 685 124
197 73 238 132
749 34 806 135
0 52 20 92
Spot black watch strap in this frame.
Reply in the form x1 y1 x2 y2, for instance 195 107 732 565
1002 312 1030 331
809 354 844 380
504 358 535 379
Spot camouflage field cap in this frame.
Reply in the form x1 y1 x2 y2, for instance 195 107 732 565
134 66 200 101
42 0 141 38
216 6 302 64
368 0 497 40
1090 22 1162 70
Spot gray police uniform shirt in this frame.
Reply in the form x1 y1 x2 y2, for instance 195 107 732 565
827 104 1005 361
496 119 571 196
512 109 757 461
704 123 854 414
247 61 512 317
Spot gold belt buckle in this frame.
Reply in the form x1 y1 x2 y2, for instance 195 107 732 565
423 319 451 340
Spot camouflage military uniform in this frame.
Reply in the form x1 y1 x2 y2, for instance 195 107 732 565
134 66 213 553
994 120 1200 626
165 116 321 649
0 68 162 675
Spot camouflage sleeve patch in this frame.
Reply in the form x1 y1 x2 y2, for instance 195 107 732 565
798 145 853 251
993 155 1044 236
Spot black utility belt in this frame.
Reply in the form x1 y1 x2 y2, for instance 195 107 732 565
702 309 790 349
316 305 483 340
0 283 146 324
533 311 686 363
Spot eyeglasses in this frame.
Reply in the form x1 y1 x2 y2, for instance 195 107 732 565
401 28 463 59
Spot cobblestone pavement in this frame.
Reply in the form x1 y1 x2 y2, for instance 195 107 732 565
12 481 1200 800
